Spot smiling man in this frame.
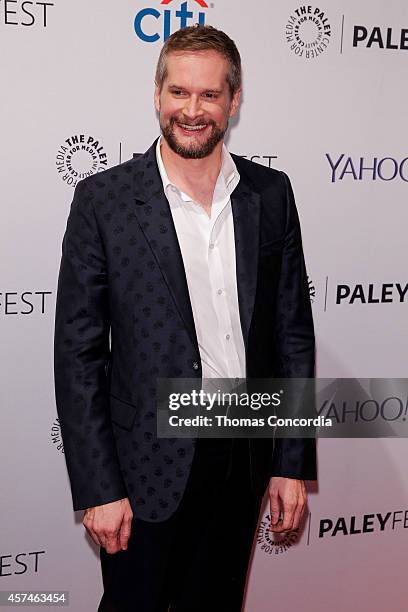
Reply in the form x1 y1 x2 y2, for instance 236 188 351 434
54 24 316 612
158 50 230 158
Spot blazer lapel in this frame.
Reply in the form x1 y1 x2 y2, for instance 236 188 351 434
231 177 261 351
132 142 199 354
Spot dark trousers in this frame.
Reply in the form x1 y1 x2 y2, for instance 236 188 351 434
98 438 264 612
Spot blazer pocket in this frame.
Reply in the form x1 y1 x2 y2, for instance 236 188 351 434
109 394 138 431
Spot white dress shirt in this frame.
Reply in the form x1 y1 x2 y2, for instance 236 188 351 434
156 137 246 380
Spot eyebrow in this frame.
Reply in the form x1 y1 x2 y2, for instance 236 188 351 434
167 84 223 94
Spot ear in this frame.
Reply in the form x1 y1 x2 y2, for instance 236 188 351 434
229 88 241 118
154 81 161 113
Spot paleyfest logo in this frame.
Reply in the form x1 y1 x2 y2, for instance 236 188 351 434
56 134 108 188
286 6 331 59
134 0 209 43
0 1 55 28
353 25 408 51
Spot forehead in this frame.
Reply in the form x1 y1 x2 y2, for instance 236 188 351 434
164 50 229 89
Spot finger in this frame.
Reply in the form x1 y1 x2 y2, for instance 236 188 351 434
83 520 103 547
89 527 103 547
88 519 109 550
270 517 288 533
292 484 307 529
119 518 133 550
270 509 292 533
104 530 121 555
292 501 305 531
89 516 114 550
269 491 281 526
280 501 296 532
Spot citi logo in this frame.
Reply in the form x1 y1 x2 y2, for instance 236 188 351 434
134 0 208 43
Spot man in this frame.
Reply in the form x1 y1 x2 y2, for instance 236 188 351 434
54 24 316 612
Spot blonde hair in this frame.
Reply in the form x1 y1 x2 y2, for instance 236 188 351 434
155 24 242 97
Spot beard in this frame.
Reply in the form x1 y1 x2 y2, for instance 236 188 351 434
160 115 227 159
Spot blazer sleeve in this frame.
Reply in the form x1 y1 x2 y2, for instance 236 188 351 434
54 179 127 510
270 171 317 481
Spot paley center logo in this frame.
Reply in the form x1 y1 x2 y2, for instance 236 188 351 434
134 0 209 43
56 134 108 188
326 154 408 183
258 507 408 553
285 5 331 59
257 514 299 555
50 418 64 454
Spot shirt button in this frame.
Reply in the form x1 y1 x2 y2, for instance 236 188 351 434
217 289 223 295
192 361 199 371
209 243 215 250
225 334 230 340
171 185 177 192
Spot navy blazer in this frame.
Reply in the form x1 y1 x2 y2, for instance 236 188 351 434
54 139 316 522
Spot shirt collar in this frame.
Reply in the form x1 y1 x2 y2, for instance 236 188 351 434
155 136 240 203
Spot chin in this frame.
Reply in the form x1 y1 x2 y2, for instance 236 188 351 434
161 127 225 160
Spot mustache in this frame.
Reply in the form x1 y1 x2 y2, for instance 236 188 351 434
169 116 216 127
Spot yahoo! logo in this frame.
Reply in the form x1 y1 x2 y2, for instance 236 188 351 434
134 0 208 43
326 154 408 183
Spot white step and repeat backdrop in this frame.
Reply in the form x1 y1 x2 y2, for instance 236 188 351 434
1 1 407 610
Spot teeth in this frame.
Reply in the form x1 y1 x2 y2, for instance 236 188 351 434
179 123 207 131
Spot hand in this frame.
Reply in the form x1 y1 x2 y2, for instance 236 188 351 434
268 477 306 533
83 497 133 554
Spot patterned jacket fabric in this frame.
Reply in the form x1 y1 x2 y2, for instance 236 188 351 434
54 139 316 522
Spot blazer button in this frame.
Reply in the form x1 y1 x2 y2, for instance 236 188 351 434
192 361 199 371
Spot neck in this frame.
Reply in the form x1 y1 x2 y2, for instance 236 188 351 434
160 137 223 189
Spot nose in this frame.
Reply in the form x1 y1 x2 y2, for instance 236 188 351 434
183 95 203 120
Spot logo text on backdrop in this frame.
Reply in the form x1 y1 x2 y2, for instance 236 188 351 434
134 0 209 43
56 135 108 188
286 5 331 59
